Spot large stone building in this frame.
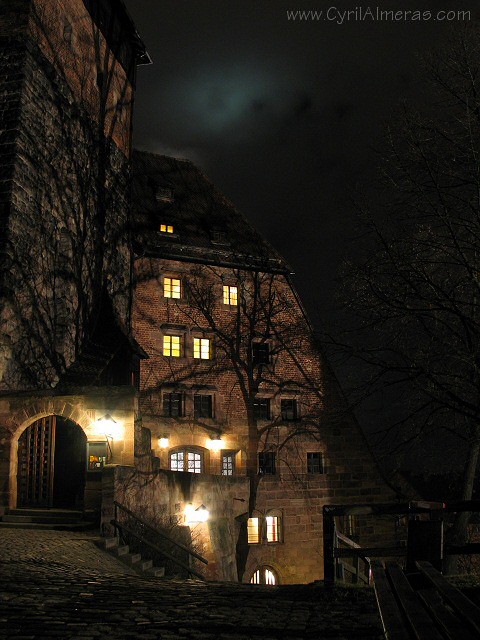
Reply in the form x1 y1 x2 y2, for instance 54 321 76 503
0 0 399 584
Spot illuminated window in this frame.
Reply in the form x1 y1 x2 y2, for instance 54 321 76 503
193 337 211 359
163 392 183 417
164 277 181 299
252 342 270 365
223 285 238 306
253 398 270 421
266 516 280 542
247 517 259 544
250 567 277 585
258 451 276 475
307 452 324 474
163 335 182 357
194 394 213 418
281 399 298 421
169 449 204 473
221 451 236 476
160 223 174 234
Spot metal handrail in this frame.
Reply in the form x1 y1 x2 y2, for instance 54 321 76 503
112 500 208 580
111 519 206 580
113 500 208 564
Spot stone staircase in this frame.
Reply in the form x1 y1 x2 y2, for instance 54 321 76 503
95 536 165 578
0 508 97 530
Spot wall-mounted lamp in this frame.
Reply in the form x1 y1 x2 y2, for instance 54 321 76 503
207 435 224 452
184 503 209 526
96 413 124 440
158 435 169 449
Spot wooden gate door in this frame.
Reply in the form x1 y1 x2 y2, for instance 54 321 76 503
17 416 56 507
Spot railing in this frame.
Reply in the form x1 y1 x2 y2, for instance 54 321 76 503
112 501 208 581
323 500 480 586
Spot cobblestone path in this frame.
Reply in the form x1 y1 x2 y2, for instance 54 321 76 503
0 529 384 639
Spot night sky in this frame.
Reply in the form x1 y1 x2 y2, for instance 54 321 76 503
123 0 477 326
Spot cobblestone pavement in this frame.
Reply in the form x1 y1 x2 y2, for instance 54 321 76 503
0 529 384 639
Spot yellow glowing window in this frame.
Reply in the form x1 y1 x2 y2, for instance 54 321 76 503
163 335 181 357
164 277 181 299
223 285 238 306
193 337 211 359
247 517 259 544
266 516 280 543
160 223 174 234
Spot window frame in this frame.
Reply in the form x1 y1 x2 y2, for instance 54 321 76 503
221 451 236 476
163 334 182 358
252 342 270 366
169 447 204 474
194 394 213 419
193 336 211 360
222 284 238 306
160 223 174 234
253 397 271 421
258 450 276 475
163 391 184 417
307 451 324 474
281 398 298 421
163 276 181 299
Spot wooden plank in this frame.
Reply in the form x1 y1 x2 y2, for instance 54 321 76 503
418 588 477 640
371 561 411 640
335 546 406 558
415 561 480 636
386 563 443 640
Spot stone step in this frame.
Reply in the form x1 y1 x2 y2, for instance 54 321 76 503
7 508 85 519
3 514 84 524
94 537 165 579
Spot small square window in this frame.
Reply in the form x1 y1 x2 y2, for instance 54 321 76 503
163 392 183 417
252 342 270 366
223 285 238 306
281 399 298 421
307 452 324 474
163 335 182 357
258 451 276 475
160 223 174 234
221 452 236 476
164 277 181 299
253 398 270 421
194 394 213 418
193 337 211 360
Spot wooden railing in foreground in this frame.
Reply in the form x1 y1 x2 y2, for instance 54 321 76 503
323 500 480 587
112 500 208 580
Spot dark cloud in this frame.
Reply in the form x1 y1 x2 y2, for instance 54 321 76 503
124 0 478 322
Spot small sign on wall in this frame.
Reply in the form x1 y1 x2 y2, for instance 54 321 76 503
87 441 108 472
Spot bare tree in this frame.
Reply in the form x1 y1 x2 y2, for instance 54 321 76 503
335 25 480 567
135 258 324 580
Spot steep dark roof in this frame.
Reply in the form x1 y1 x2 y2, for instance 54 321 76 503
132 150 291 273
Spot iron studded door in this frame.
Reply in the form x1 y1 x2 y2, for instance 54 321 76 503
17 416 56 507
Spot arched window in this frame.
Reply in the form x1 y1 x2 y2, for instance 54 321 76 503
250 566 278 585
169 447 205 473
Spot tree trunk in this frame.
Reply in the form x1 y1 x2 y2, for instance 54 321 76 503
443 426 480 575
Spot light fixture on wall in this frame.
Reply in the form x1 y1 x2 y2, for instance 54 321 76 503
184 503 209 526
207 434 224 451
158 434 169 449
96 413 124 440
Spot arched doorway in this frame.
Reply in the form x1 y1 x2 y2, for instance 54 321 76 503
17 416 86 508
250 566 278 585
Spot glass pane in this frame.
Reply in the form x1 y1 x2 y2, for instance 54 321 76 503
247 517 259 543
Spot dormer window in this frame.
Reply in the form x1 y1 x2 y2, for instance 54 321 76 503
156 187 174 203
211 230 230 246
160 223 174 234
